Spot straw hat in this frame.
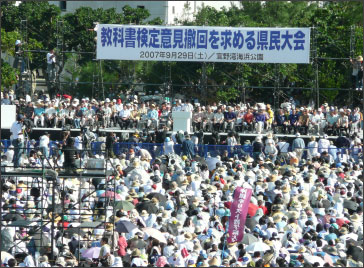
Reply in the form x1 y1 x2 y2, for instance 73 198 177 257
282 185 290 193
287 211 300 220
298 246 306 253
273 214 283 223
105 223 114 231
208 257 219 266
297 194 309 204
129 189 138 198
207 185 217 193
170 181 178 190
339 227 348 236
184 232 193 240
140 210 148 217
264 240 273 247
132 249 141 257
356 55 363 61
125 195 134 202
151 197 159 204
350 214 361 222
131 181 140 187
39 255 48 263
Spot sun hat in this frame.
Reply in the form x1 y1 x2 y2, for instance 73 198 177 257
184 232 193 240
140 210 148 217
132 248 141 257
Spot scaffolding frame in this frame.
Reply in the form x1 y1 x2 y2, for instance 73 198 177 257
0 149 120 266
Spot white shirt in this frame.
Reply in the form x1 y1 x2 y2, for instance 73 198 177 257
45 107 57 116
130 257 146 267
39 135 50 147
164 141 175 154
74 136 83 150
47 52 56 64
307 141 318 157
318 138 330 153
119 109 131 118
10 121 24 141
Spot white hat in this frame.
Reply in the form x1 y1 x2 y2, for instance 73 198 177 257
15 40 21 45
105 98 110 102
318 108 322 112
324 134 328 139
295 133 301 137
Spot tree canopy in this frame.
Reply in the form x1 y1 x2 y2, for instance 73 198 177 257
1 1 363 106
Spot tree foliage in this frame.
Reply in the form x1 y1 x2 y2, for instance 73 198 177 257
1 59 19 91
1 1 363 105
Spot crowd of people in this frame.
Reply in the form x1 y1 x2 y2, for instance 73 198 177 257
1 89 364 267
1 90 363 137
1 129 363 267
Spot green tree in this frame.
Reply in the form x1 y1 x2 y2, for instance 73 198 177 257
1 59 19 91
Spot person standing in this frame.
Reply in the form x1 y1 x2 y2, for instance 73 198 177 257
350 56 363 90
62 137 78 173
182 134 195 159
99 237 112 267
291 133 305 161
10 114 25 168
46 48 56 82
13 40 26 74
39 132 50 158
106 132 117 159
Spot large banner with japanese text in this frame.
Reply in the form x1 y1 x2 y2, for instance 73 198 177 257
97 25 310 63
227 187 252 244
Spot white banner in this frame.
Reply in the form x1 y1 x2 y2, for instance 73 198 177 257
97 25 310 63
1 105 16 129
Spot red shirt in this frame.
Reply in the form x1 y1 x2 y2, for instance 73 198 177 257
244 113 254 124
336 218 349 228
259 205 268 215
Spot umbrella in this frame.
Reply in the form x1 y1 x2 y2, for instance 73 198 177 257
343 200 358 211
242 233 259 245
100 191 122 200
322 254 334 266
245 241 271 253
147 193 167 205
115 220 138 233
136 201 158 214
3 214 24 221
114 201 135 211
96 190 105 197
347 245 364 262
314 252 333 266
142 227 167 244
304 255 325 266
245 217 258 231
247 203 258 217
1 251 14 263
264 190 276 202
321 199 331 209
64 228 86 237
82 247 101 259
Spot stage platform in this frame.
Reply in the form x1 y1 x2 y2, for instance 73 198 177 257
29 127 340 139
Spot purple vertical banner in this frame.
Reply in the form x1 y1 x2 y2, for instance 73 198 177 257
227 187 252 244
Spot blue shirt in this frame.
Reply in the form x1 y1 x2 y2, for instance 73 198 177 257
276 114 286 125
147 109 158 120
324 233 337 242
224 112 236 120
34 107 45 116
289 114 299 124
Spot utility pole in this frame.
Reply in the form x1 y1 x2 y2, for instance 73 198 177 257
56 20 64 95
